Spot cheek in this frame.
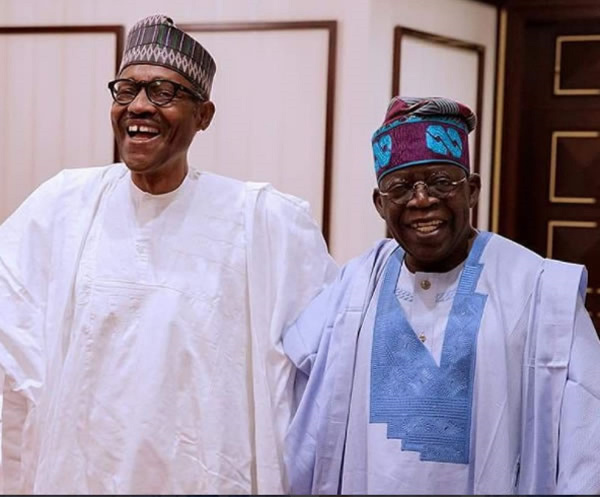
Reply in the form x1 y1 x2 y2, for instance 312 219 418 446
384 206 406 231
450 205 472 235
110 106 123 129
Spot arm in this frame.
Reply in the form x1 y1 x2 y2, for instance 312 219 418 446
245 184 338 493
0 174 64 489
556 296 600 494
0 176 59 397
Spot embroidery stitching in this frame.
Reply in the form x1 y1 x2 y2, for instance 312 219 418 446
425 125 463 159
435 289 457 303
373 134 392 171
395 288 414 302
370 232 491 464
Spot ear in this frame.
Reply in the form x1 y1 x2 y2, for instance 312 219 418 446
195 100 215 131
467 173 481 208
373 188 387 220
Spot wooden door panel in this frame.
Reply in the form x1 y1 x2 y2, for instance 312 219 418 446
556 36 600 93
500 3 600 333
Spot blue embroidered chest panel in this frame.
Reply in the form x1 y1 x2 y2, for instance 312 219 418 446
370 231 491 464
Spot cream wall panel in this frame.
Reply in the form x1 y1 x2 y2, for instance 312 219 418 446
187 28 329 228
0 32 116 221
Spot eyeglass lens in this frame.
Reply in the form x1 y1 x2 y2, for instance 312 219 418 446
110 80 179 106
385 177 465 203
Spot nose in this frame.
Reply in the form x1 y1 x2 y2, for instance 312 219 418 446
407 183 439 208
127 87 155 114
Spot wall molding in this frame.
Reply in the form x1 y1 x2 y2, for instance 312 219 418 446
180 21 338 241
0 25 124 164
392 26 486 226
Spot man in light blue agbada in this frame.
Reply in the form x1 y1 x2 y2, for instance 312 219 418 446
283 96 600 495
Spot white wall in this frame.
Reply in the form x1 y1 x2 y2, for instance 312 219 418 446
0 0 497 264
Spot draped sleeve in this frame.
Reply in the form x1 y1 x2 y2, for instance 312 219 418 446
244 183 338 493
556 296 600 494
0 173 67 397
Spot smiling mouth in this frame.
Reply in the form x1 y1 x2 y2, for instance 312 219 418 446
126 124 160 140
410 220 444 234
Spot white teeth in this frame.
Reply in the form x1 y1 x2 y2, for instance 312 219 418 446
127 125 159 134
139 125 159 134
411 220 443 233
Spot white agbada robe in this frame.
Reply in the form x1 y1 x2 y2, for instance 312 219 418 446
0 163 338 494
284 233 600 495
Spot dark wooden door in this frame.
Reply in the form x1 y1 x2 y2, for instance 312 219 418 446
498 0 600 333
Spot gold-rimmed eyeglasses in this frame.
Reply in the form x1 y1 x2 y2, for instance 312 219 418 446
379 176 467 205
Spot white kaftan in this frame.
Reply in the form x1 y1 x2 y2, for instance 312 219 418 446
0 164 337 494
284 233 600 494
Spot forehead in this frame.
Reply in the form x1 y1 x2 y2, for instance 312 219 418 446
381 163 464 186
118 63 192 87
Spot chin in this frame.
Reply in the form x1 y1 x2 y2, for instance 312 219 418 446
121 155 155 172
402 244 453 270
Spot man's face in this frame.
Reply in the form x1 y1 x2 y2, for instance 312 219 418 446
373 163 480 273
110 64 214 175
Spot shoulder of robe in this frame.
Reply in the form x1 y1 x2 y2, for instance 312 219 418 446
244 180 314 219
484 232 543 264
1 164 126 228
336 238 398 285
484 233 585 297
541 258 587 301
51 163 126 193
195 170 246 191
482 232 544 277
32 163 126 204
475 232 545 320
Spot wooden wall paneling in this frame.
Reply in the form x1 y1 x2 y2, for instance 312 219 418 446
493 2 600 237
495 0 600 333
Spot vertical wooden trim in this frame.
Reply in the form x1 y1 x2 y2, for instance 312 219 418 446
180 21 337 243
114 25 126 77
114 26 126 163
491 8 508 233
392 27 403 97
392 27 486 227
474 46 485 207
322 21 337 244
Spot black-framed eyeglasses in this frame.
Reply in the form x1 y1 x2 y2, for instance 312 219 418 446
379 176 467 205
107 78 204 107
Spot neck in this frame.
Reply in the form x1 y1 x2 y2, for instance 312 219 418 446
130 162 188 194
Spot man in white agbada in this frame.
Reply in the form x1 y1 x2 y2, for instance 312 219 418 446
0 14 337 494
284 96 600 494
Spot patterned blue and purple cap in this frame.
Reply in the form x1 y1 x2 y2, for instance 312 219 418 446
372 96 477 183
119 14 216 100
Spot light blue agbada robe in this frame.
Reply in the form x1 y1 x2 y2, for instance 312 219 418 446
283 232 600 494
